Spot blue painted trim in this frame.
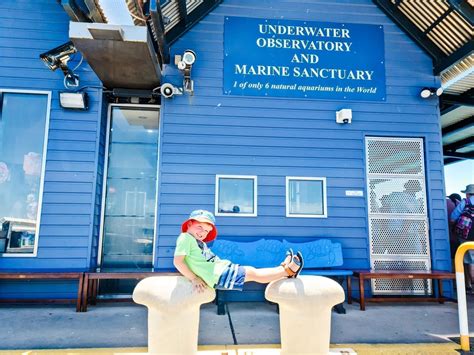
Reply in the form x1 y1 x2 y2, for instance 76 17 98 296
86 87 103 269
154 104 166 267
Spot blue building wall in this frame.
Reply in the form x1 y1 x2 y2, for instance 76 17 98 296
0 0 451 300
155 0 450 282
0 0 103 298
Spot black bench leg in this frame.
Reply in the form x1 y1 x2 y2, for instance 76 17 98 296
217 301 226 315
334 303 346 314
216 290 226 315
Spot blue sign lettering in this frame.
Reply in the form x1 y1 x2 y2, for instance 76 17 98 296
224 17 386 101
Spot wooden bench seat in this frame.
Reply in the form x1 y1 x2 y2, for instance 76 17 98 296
211 238 353 315
81 270 178 312
351 270 456 311
0 270 85 312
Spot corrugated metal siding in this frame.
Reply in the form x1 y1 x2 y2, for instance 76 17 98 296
156 0 450 289
0 0 102 298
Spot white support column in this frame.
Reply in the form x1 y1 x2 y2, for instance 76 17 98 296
265 275 345 355
133 276 215 355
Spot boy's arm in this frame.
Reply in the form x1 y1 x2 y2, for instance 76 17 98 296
173 255 208 293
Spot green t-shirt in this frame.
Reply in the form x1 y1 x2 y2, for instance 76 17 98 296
174 232 230 288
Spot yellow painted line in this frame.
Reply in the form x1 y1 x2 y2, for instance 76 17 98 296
341 343 461 354
0 349 147 355
0 343 462 355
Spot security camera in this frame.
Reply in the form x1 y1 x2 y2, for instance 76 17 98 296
160 83 183 99
336 109 352 124
182 50 196 66
39 41 77 73
420 87 443 99
176 50 196 72
160 83 174 98
173 49 197 95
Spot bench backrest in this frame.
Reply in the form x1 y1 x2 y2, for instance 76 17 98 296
210 238 343 269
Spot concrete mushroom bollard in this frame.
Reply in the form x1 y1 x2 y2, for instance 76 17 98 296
265 275 345 355
133 276 215 355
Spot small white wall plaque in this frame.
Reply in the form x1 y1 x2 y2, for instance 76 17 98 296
345 190 364 197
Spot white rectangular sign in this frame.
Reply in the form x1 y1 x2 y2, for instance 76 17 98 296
345 190 364 197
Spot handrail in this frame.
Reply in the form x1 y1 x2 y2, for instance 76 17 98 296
455 241 474 351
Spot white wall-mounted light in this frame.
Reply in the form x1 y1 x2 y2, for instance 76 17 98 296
59 92 88 110
336 108 352 124
420 87 443 99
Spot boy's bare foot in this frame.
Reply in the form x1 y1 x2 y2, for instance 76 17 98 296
280 249 294 267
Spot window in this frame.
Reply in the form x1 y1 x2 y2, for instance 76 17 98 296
215 175 257 216
286 177 327 218
0 91 51 256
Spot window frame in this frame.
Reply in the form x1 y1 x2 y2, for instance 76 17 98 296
286 176 327 218
215 174 258 217
0 89 52 258
98 103 161 268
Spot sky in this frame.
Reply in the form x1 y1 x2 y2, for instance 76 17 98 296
444 160 474 196
99 0 134 25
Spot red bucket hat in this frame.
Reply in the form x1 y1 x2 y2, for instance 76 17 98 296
181 209 217 243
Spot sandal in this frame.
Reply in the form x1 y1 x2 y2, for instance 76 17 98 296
295 251 304 278
281 249 294 267
284 252 304 278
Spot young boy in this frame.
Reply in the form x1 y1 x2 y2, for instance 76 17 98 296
174 209 304 293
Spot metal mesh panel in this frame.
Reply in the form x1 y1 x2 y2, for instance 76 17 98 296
373 279 431 295
370 218 429 256
371 259 432 295
366 138 423 175
373 259 429 271
368 178 426 214
366 137 431 295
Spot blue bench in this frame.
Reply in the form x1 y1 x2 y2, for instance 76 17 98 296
210 238 353 315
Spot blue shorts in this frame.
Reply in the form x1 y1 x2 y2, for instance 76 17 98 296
215 264 246 291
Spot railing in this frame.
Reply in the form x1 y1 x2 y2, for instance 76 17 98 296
455 242 474 351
